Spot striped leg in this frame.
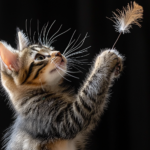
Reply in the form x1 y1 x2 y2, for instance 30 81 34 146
74 49 123 130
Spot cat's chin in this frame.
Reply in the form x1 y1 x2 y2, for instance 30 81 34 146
50 60 66 74
41 58 67 86
47 71 66 86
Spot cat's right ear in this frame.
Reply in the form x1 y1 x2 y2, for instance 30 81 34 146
0 42 19 71
17 28 30 51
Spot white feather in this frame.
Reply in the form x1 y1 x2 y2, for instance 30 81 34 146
111 1 143 34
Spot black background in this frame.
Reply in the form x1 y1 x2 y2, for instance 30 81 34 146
0 0 150 150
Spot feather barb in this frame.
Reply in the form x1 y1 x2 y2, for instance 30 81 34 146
111 1 143 34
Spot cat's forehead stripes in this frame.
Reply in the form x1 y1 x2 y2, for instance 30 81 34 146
29 45 54 57
28 45 61 60
29 45 53 51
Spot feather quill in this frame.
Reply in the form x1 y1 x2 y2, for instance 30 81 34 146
112 1 143 34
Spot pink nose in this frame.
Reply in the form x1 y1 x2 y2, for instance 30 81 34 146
55 52 62 57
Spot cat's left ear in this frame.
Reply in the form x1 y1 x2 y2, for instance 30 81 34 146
17 29 29 51
0 42 19 71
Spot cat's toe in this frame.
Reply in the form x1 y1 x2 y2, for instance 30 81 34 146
114 58 123 76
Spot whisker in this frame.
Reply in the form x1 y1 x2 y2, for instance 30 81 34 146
43 22 49 45
68 61 89 66
67 59 89 65
64 33 89 57
68 64 83 72
63 30 76 55
37 20 40 43
52 61 71 82
56 68 71 82
66 46 91 58
71 53 90 59
25 19 29 39
69 58 89 61
66 34 81 54
71 66 83 72
48 40 57 45
65 37 89 56
56 65 79 79
57 64 81 73
30 19 32 42
48 27 71 46
51 59 80 78
38 23 46 45
65 39 76 50
48 24 63 45
67 61 86 70
52 60 83 73
63 39 76 54
45 20 56 45
51 57 57 64
33 31 36 44
66 70 81 73
64 41 88 58
51 58 83 73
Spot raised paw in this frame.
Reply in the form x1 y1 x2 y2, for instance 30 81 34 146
96 49 124 77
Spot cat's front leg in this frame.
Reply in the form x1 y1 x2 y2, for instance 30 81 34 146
76 49 124 129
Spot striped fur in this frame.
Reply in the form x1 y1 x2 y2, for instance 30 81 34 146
0 30 124 150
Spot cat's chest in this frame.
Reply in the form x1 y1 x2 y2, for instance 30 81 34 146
40 140 76 150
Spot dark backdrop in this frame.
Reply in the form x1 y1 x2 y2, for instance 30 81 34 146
0 0 150 150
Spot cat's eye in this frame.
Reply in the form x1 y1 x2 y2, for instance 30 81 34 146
35 54 46 60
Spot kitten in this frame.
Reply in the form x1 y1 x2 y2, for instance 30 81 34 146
0 27 124 150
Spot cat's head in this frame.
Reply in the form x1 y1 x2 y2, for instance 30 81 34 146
0 30 67 100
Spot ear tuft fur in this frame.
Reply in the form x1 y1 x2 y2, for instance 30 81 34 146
17 28 30 51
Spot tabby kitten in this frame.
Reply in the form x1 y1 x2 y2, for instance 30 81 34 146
0 27 123 150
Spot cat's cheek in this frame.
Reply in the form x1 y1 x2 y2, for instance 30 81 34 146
43 65 67 86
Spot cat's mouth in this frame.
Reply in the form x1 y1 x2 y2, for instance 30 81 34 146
50 58 66 73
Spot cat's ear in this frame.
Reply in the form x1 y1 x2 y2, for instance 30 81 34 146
0 42 19 71
17 28 29 51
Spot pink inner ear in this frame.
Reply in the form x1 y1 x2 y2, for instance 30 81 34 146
0 43 19 71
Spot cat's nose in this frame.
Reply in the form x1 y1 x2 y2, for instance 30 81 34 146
51 51 62 58
55 52 62 58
